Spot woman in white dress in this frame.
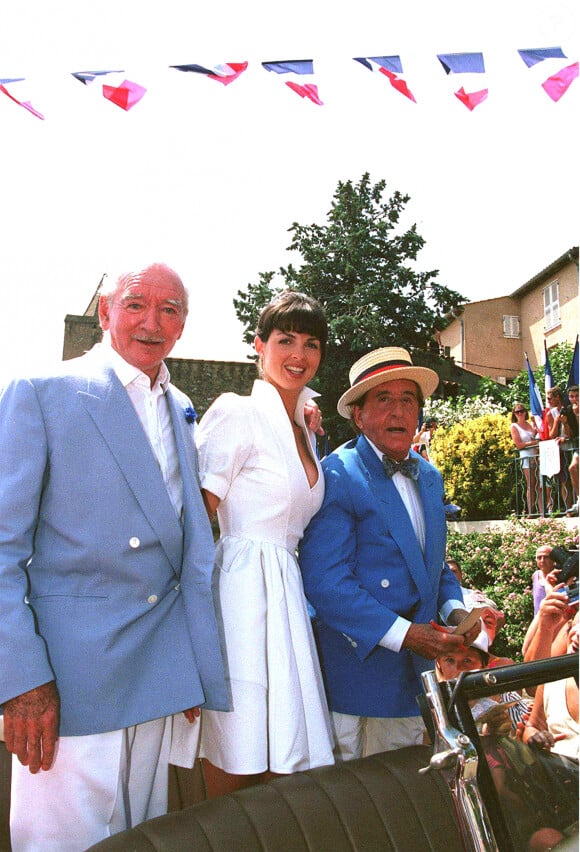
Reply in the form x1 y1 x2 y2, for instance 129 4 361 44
195 291 335 797
510 402 539 516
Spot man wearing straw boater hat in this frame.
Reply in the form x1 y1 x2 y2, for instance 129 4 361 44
300 347 480 758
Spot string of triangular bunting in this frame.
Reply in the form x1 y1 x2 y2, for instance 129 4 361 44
1 48 577 120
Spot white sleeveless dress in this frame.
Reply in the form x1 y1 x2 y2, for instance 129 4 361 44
512 421 538 468
196 380 334 774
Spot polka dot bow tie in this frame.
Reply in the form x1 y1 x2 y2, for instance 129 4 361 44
382 455 420 481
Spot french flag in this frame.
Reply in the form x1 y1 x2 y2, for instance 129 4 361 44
72 70 146 111
437 52 488 111
170 62 248 86
262 60 323 106
353 56 416 103
517 47 578 102
525 352 545 434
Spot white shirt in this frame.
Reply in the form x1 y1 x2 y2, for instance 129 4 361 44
103 340 183 521
363 437 462 652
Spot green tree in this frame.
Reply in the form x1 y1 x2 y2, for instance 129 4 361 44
234 174 465 445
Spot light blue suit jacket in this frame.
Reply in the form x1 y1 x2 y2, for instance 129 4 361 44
0 350 229 736
299 435 461 718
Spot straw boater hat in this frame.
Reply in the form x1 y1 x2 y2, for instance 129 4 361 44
337 347 440 419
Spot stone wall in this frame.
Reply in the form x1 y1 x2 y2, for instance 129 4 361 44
166 357 256 417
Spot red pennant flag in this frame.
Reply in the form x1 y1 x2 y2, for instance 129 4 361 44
437 53 488 111
353 57 416 103
454 86 488 111
262 61 324 106
208 62 248 85
379 68 416 103
285 81 323 105
542 62 578 101
102 79 146 111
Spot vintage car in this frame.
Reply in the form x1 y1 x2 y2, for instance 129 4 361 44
82 651 578 852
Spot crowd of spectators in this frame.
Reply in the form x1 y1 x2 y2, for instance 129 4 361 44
436 547 578 851
510 385 579 518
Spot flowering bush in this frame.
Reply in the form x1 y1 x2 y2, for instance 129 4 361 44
430 413 514 519
423 394 508 429
447 518 578 660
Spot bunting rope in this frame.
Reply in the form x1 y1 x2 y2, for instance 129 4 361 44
0 47 577 120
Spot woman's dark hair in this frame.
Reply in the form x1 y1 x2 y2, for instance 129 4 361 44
255 291 328 363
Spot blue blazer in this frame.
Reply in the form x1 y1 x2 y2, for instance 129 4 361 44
0 351 229 736
299 435 461 718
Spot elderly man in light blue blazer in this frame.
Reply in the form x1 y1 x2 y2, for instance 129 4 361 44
0 262 228 850
300 347 480 760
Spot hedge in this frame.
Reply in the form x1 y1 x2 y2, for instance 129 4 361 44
446 518 578 661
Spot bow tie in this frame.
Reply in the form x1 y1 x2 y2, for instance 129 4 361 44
382 455 419 481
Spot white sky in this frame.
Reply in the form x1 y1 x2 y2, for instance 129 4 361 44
0 0 578 382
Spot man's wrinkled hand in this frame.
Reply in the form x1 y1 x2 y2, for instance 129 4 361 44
403 623 474 660
3 681 60 773
446 608 482 647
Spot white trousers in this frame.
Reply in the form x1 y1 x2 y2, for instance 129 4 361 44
10 717 170 852
331 712 425 761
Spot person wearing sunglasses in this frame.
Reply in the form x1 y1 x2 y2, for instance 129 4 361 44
510 403 539 516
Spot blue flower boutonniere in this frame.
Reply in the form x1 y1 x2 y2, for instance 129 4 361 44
184 406 197 424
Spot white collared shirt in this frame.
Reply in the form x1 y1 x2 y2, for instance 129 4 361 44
365 436 426 550
102 339 183 520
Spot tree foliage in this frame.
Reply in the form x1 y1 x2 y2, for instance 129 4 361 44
234 173 465 445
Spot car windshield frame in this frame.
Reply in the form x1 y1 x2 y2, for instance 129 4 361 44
433 652 579 851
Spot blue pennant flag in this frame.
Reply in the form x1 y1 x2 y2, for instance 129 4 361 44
353 56 403 74
72 70 124 85
544 341 555 396
517 47 567 68
567 336 579 390
437 52 485 74
525 352 544 420
262 60 314 75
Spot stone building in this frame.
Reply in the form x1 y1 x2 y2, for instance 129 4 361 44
435 247 579 383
